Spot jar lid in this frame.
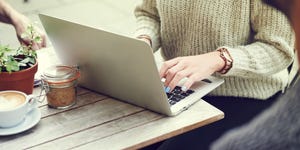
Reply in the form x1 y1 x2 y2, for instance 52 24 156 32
41 65 80 84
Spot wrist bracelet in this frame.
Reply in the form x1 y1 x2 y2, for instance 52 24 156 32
217 48 233 74
137 35 152 47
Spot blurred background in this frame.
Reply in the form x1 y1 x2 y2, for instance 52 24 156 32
0 0 139 49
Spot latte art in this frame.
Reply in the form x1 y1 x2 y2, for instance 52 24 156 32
0 92 26 111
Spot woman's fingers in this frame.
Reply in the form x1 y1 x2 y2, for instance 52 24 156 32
182 74 204 91
167 70 191 91
159 57 181 78
19 35 45 50
164 62 185 85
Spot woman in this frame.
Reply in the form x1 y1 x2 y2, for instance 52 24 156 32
134 0 295 149
0 0 46 49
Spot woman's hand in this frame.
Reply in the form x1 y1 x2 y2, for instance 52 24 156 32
12 14 46 50
159 51 225 92
0 0 46 49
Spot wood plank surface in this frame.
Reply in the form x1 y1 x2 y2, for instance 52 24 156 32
0 97 144 149
73 100 224 150
0 93 223 150
29 111 163 150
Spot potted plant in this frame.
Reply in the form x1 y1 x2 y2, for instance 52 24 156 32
0 25 42 94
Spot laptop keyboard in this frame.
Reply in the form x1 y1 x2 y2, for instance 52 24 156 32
167 86 194 105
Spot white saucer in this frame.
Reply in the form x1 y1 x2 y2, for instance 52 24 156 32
0 108 41 136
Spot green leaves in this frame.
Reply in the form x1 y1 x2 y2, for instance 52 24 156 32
5 56 20 72
34 36 42 43
0 45 13 57
0 24 40 73
21 25 42 45
0 45 16 73
20 57 36 65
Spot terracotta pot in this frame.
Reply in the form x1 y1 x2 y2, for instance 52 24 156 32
0 62 38 94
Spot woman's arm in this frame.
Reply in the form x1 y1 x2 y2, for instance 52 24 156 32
134 0 161 51
0 0 46 49
223 0 295 77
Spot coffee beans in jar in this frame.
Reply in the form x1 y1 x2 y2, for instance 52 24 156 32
41 65 80 109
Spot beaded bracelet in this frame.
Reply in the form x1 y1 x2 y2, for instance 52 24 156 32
137 35 152 47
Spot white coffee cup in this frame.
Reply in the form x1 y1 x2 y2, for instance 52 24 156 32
0 90 37 128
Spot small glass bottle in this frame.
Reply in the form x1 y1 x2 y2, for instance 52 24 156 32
41 65 80 109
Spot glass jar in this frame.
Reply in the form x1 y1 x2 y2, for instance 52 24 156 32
41 65 80 109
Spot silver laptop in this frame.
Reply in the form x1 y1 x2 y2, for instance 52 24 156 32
39 14 224 116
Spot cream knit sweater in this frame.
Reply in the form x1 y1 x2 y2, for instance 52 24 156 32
134 0 295 100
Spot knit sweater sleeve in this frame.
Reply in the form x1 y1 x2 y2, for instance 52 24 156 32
134 0 161 52
223 0 295 77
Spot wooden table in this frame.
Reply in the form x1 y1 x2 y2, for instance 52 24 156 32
0 48 224 150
